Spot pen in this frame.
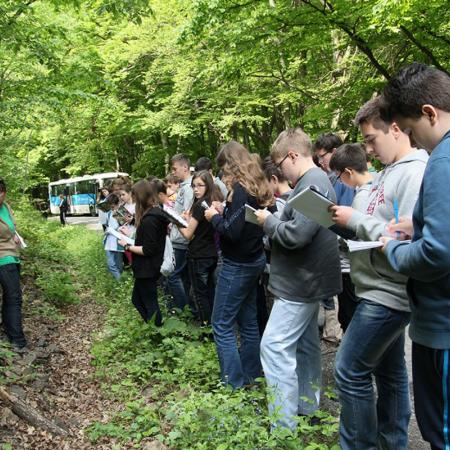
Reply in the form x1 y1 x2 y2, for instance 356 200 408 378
393 198 400 238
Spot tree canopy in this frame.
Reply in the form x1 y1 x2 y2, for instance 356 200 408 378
1 0 449 193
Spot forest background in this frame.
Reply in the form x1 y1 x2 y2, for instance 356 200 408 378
1 0 450 196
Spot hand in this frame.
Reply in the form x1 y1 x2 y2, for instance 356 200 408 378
118 239 128 247
204 207 218 221
386 216 413 240
181 210 191 221
254 209 271 226
118 226 131 236
379 236 394 253
211 201 224 215
329 205 355 227
13 235 20 245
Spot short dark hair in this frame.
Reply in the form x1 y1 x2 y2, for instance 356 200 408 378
262 156 287 182
381 62 450 121
195 156 212 172
354 96 390 132
0 179 6 193
313 133 343 152
171 153 190 167
108 193 120 205
329 143 368 174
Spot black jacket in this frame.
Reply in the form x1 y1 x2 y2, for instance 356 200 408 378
132 207 169 279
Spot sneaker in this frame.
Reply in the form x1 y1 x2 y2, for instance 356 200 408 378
11 344 28 355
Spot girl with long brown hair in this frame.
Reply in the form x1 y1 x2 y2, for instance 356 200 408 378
118 180 169 326
204 141 274 389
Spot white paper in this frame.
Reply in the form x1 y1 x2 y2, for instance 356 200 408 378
287 186 335 228
345 239 383 252
245 204 260 225
15 232 27 249
106 227 135 245
162 205 188 228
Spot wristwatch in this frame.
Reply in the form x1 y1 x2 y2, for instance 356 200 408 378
124 244 131 251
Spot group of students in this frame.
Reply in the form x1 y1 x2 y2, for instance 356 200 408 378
2 61 447 449
101 63 450 450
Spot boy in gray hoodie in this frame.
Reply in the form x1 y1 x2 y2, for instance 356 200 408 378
330 97 428 450
255 128 341 430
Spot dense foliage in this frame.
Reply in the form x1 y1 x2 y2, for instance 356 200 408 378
1 0 449 195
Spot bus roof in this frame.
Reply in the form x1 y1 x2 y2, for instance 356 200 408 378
48 172 129 186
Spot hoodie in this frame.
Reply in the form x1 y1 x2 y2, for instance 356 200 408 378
347 149 429 311
386 130 450 349
264 167 342 303
169 177 194 249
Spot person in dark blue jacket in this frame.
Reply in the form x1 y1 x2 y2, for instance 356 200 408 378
380 62 450 450
204 141 274 389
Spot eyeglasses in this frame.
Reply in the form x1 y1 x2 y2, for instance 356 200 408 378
316 151 330 161
275 153 290 169
193 184 206 189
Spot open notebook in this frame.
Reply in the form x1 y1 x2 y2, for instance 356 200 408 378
287 186 335 228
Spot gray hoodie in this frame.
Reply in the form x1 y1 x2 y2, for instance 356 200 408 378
264 167 342 303
170 177 194 249
347 149 429 311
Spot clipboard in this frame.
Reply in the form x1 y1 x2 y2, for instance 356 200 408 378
287 186 335 228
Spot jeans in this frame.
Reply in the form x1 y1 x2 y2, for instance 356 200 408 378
261 298 321 430
132 277 162 326
337 273 358 332
212 255 265 389
188 257 216 325
167 248 191 311
335 298 411 450
105 250 123 280
0 263 27 347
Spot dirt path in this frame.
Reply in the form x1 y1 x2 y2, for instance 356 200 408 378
0 295 124 449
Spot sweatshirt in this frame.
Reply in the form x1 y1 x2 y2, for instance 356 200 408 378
347 149 428 311
264 167 342 303
386 130 450 349
170 177 194 249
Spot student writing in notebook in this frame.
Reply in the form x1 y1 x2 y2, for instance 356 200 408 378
254 127 341 430
329 97 428 450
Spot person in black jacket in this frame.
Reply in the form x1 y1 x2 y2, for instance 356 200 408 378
204 141 275 389
59 194 68 226
118 180 169 326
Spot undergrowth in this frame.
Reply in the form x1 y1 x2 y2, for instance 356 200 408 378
14 203 340 449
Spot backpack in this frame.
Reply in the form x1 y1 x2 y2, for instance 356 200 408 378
160 236 176 277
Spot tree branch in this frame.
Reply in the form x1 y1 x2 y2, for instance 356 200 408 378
400 26 450 76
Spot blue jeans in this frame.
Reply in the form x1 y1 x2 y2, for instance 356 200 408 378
167 248 191 311
212 255 265 389
0 263 26 347
261 298 321 430
105 250 123 280
335 298 411 450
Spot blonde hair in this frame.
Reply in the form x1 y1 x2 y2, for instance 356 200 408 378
271 127 313 160
216 141 274 207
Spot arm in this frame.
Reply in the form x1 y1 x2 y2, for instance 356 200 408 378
182 185 194 212
348 167 423 241
210 184 247 242
263 205 321 250
177 216 199 240
385 157 450 281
